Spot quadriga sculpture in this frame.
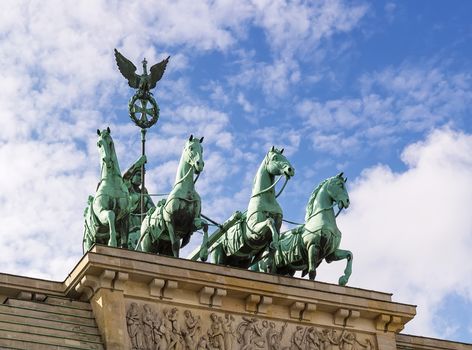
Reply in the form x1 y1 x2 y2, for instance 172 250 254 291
212 147 295 269
258 173 353 285
138 135 209 259
83 127 130 251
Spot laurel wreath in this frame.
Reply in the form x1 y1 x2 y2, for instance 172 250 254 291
128 92 159 129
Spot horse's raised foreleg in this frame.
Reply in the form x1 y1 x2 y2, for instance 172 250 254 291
251 218 279 250
328 249 353 286
249 218 279 272
262 218 279 272
268 218 279 249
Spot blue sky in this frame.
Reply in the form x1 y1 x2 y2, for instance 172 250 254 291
0 0 471 343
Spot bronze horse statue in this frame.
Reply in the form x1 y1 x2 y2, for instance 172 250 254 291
83 128 130 251
138 135 209 260
212 147 294 269
257 173 353 285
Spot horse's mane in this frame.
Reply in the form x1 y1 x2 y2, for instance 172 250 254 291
305 179 328 221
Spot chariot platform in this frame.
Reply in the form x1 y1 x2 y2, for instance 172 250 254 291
0 245 470 350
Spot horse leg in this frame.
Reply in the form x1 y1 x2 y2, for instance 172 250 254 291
166 221 180 258
96 209 117 247
213 244 224 265
267 218 279 250
327 249 353 286
307 244 319 280
251 218 279 250
264 218 280 272
199 222 209 262
106 210 118 247
119 217 129 249
139 230 151 253
83 227 92 253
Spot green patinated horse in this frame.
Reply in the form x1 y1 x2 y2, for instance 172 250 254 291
258 173 352 285
83 128 130 252
138 135 209 259
212 147 295 269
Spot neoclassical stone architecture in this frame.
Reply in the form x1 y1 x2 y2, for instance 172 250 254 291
0 245 470 350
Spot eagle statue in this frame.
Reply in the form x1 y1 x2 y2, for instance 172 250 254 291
114 48 170 95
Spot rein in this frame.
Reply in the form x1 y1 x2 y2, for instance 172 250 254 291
251 175 289 199
172 163 201 188
280 204 344 227
306 204 343 222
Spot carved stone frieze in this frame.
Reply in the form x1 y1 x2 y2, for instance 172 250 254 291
125 302 377 350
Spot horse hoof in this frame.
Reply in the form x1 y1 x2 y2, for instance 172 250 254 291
338 276 348 286
108 239 117 247
308 271 316 280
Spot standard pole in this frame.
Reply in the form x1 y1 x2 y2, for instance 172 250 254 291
141 128 147 222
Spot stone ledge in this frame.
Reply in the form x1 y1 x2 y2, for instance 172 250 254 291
397 334 472 350
64 245 416 331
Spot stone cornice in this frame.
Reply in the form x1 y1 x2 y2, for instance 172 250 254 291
64 245 416 333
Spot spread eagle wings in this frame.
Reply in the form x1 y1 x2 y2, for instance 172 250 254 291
114 48 139 88
114 48 170 89
149 56 170 89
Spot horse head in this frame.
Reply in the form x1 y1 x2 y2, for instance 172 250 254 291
96 127 115 170
326 172 350 209
265 146 295 178
184 135 205 174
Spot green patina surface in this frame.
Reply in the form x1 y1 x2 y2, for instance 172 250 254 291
82 49 354 285
122 155 155 249
114 48 169 129
83 128 130 251
137 135 209 260
257 173 353 285
211 147 295 270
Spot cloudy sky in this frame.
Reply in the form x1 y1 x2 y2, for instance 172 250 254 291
1 0 471 343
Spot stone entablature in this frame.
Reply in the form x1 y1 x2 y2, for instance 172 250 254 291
0 245 470 350
66 246 415 349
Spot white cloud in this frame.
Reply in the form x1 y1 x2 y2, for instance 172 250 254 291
297 62 472 155
315 128 472 339
226 0 368 98
252 0 368 56
385 2 397 23
237 93 253 112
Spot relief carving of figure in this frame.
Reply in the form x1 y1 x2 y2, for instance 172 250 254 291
290 326 306 350
142 304 155 349
324 329 340 350
340 331 356 350
305 327 321 350
163 307 183 350
208 313 225 349
237 316 266 350
266 321 287 350
124 304 376 350
127 303 144 350
182 310 201 349
197 335 211 350
222 314 236 350
151 309 164 350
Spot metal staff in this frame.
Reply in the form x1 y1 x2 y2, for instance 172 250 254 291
114 49 170 221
